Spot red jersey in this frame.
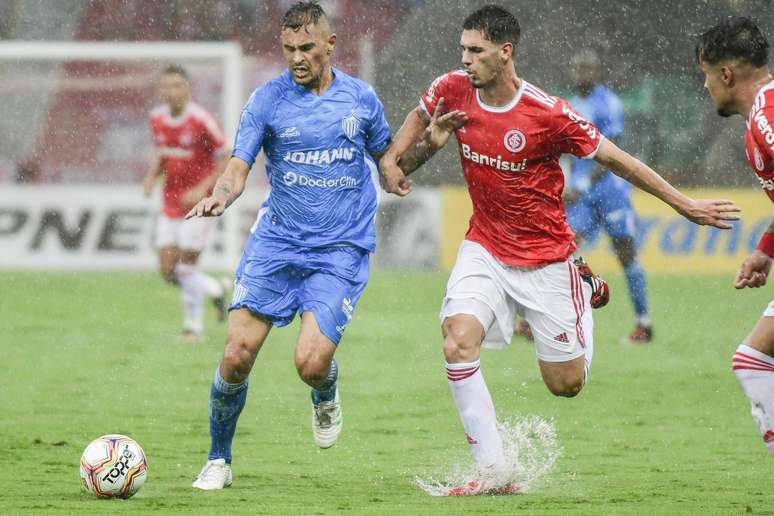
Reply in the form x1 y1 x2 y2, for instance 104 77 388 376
744 80 774 203
149 102 227 218
421 71 604 266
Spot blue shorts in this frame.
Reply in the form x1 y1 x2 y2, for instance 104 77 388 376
566 174 637 244
230 236 370 345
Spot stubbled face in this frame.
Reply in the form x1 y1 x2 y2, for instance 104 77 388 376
700 59 737 117
460 29 509 88
159 73 190 112
281 22 335 88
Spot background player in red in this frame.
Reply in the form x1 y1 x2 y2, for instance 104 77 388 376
697 17 774 456
380 5 741 494
143 65 230 343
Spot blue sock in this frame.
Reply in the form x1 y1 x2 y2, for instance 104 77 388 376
208 368 248 464
623 261 649 323
311 359 338 405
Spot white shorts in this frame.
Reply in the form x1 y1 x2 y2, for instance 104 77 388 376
155 214 216 251
764 301 774 317
440 240 593 362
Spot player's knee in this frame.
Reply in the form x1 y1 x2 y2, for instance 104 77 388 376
442 320 479 362
613 237 636 266
295 355 328 386
545 375 584 398
221 336 256 378
160 267 177 284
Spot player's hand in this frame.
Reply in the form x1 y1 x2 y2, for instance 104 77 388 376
425 97 468 152
378 156 412 196
680 198 741 229
735 250 772 289
185 195 227 219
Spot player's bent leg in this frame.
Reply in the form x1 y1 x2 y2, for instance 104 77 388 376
732 310 774 456
296 312 341 449
538 357 586 397
442 312 510 491
194 309 271 490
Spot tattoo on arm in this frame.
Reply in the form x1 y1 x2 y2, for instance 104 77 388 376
214 183 232 197
397 140 435 176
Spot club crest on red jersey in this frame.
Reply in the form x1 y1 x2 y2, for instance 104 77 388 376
503 129 526 153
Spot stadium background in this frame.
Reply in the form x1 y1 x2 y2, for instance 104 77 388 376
1 0 772 273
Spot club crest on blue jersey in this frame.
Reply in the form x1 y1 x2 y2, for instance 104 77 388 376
341 113 360 140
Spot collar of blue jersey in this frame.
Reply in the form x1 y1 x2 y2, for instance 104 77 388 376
285 66 340 95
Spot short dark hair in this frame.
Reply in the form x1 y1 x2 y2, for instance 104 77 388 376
462 4 520 47
696 16 769 67
161 64 188 80
281 1 327 31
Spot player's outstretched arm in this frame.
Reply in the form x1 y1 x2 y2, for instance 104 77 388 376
182 147 233 209
736 219 774 289
185 157 249 219
397 98 467 175
594 139 740 229
378 107 430 196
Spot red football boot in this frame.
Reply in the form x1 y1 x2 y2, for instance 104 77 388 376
573 257 610 309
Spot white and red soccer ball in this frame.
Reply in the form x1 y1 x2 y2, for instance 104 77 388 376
79 434 147 498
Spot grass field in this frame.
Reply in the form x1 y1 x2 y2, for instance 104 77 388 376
1 270 772 515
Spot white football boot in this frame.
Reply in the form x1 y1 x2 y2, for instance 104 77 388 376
192 458 232 490
312 388 342 449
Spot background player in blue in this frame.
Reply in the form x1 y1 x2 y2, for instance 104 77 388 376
564 48 653 344
185 2 391 490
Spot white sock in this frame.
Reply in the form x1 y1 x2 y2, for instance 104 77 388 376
176 263 205 334
202 273 225 299
732 344 774 455
580 282 595 383
446 360 505 473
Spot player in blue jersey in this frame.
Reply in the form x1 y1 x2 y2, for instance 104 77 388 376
185 2 391 490
564 49 653 343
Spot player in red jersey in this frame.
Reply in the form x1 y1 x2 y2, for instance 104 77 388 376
697 17 774 456
379 5 741 494
143 65 230 343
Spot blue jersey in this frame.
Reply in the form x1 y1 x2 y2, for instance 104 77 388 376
233 68 391 252
568 84 627 194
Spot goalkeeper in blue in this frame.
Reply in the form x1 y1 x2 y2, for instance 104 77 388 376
564 49 653 343
186 1 391 490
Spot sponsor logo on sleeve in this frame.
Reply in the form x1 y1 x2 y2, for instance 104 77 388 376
754 146 765 171
561 102 598 139
752 108 774 154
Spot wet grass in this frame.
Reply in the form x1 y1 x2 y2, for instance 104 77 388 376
1 270 772 514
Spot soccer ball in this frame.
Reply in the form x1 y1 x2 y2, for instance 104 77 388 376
79 434 148 498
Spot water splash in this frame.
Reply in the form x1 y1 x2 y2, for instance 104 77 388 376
415 415 562 496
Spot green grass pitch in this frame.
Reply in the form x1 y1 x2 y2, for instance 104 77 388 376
1 270 772 514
